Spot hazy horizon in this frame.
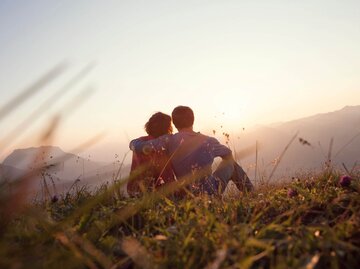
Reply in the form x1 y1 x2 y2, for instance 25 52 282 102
1 104 358 165
1 1 360 162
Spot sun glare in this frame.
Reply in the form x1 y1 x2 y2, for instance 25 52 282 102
211 90 249 130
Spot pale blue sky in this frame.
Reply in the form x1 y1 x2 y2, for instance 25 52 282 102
0 0 359 161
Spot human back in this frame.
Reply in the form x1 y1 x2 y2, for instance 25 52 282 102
168 106 253 194
127 112 175 196
166 106 232 180
129 106 253 195
168 131 227 178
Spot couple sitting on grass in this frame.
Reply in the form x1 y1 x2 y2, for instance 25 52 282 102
128 106 253 197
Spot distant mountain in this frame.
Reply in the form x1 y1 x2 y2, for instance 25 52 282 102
1 146 130 195
0 163 25 181
3 146 76 171
238 105 360 179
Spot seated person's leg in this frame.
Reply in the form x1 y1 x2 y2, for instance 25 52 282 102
213 159 235 192
213 159 254 193
231 162 254 192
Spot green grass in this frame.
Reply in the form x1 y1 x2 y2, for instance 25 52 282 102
0 169 359 269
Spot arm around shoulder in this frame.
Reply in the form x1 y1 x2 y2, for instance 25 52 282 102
129 138 148 153
129 135 170 155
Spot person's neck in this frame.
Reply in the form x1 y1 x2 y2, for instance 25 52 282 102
177 127 194 133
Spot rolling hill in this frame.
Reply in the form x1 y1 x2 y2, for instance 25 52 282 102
238 105 360 179
1 146 130 195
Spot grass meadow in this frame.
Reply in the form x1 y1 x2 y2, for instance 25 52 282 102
0 167 359 269
0 66 359 269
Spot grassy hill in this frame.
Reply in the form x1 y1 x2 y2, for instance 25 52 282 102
0 169 359 269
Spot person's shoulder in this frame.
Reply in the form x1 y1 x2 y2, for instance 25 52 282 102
138 135 152 141
204 135 219 144
140 134 172 141
193 132 219 145
154 133 173 143
172 132 185 139
159 133 173 139
173 131 207 140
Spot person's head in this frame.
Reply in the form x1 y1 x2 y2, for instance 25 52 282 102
145 112 173 138
171 106 194 130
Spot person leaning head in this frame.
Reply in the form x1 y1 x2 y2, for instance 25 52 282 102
171 106 194 130
145 112 173 138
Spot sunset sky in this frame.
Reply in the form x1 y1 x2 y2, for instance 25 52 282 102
0 0 359 162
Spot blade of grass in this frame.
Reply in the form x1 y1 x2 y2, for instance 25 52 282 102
334 132 360 158
121 237 158 269
268 131 298 181
0 63 67 122
1 115 60 229
327 137 334 167
55 232 99 269
0 63 95 152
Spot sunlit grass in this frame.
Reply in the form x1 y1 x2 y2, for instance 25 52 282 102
0 66 359 268
0 169 359 269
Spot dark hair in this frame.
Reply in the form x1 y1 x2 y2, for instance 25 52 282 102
171 106 194 129
145 112 173 138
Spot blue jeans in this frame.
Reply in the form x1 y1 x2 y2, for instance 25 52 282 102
200 160 254 194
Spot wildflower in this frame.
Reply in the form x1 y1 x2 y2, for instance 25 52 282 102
339 175 352 187
51 195 59 203
287 188 298 198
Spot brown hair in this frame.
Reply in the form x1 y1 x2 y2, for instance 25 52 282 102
145 112 173 138
171 106 194 129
